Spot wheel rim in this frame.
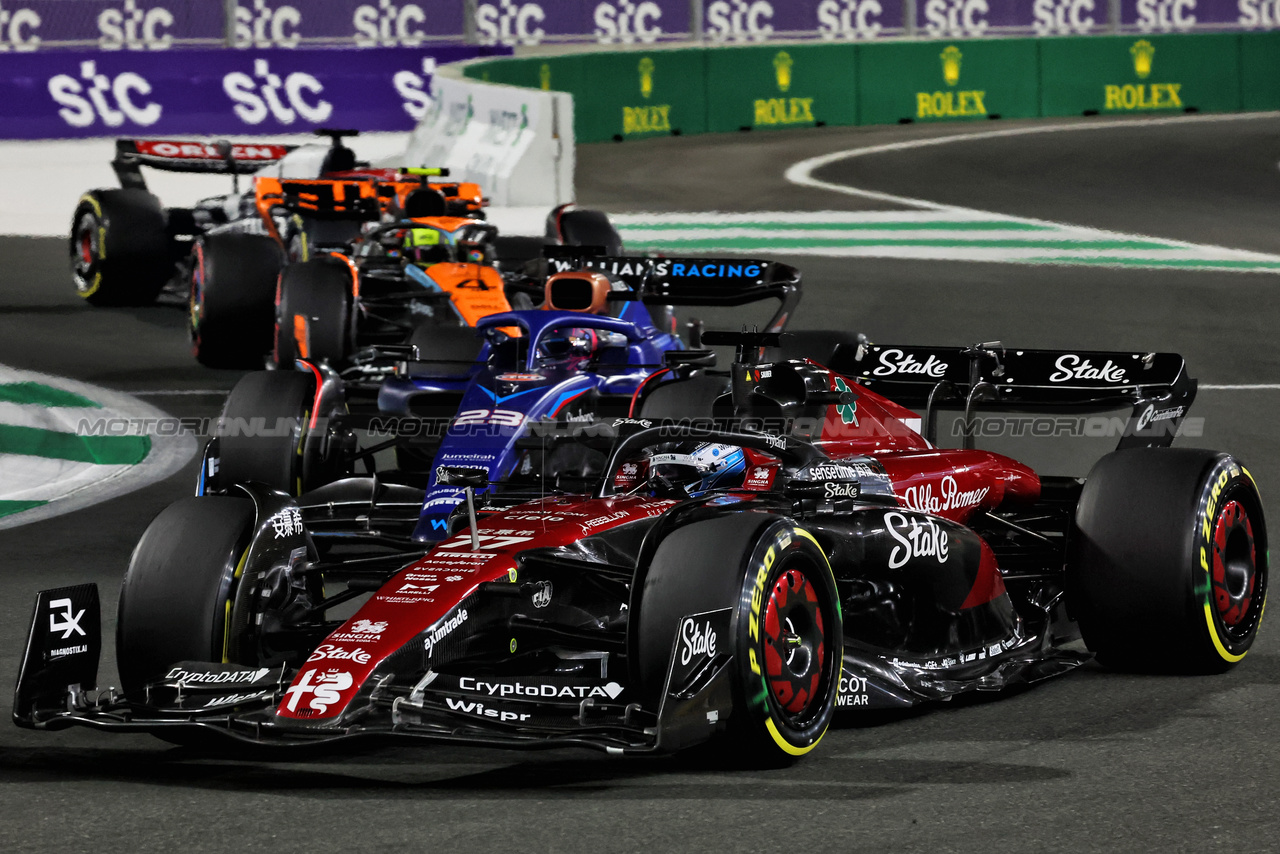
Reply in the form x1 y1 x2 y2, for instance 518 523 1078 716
763 565 828 721
72 213 98 286
1212 498 1259 637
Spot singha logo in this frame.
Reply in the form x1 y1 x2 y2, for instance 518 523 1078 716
638 56 654 98
940 45 962 86
773 50 793 92
1131 39 1155 79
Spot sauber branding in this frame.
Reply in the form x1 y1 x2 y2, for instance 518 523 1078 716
871 348 949 379
823 482 860 499
885 511 949 569
680 617 718 666
903 475 989 515
1049 355 1128 384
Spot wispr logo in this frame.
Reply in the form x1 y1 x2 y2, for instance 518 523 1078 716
234 0 302 48
223 59 332 125
0 2 41 51
48 60 162 128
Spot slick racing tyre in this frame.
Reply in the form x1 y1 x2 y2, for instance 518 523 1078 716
638 514 842 765
274 258 352 367
1068 449 1268 673
70 189 171 306
189 232 285 368
546 204 624 255
219 370 348 496
116 496 255 699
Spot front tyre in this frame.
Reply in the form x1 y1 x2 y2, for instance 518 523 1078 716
116 496 255 699
1068 449 1268 672
638 515 841 765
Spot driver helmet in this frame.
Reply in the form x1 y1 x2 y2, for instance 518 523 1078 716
403 227 450 266
648 443 746 497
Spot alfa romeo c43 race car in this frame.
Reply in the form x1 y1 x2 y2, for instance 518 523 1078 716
13 333 1267 764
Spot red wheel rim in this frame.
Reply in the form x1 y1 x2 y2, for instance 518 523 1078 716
79 230 93 265
1212 499 1257 631
763 567 827 718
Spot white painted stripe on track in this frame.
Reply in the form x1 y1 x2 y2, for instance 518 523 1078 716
1199 384 1280 390
781 112 1280 268
0 366 197 530
127 389 232 396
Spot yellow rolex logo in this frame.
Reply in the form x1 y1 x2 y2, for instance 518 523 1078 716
941 45 962 87
539 63 551 91
773 51 793 93
639 56 655 99
1131 39 1155 79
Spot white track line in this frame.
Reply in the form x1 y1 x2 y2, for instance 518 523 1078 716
783 112 1280 259
1199 384 1280 390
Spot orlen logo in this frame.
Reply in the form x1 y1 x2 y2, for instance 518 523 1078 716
223 59 332 125
394 56 436 120
234 0 301 48
1032 0 1097 35
706 0 774 42
98 0 175 51
476 0 545 46
922 0 989 38
48 60 162 128
0 2 41 52
1135 0 1197 32
354 0 429 47
594 1 663 44
818 0 886 40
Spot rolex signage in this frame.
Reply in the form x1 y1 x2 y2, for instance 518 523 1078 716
705 43 856 133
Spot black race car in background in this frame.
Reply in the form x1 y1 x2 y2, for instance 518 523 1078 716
13 331 1266 764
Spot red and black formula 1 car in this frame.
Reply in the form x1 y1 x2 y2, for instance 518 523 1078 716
13 332 1266 763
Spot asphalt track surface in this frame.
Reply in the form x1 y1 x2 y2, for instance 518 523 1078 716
3 115 1280 853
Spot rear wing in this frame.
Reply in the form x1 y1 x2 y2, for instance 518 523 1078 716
828 342 1197 451
542 254 801 334
112 138 296 190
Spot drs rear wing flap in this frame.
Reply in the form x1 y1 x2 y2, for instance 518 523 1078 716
828 342 1196 450
113 138 297 190
543 253 801 332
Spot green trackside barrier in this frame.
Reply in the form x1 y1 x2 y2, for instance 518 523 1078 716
1241 31 1280 111
704 44 857 133
857 39 1040 125
463 33 1269 142
1040 34 1241 116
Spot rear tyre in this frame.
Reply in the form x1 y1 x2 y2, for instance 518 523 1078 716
219 370 343 496
638 515 841 765
70 190 171 306
116 496 255 699
189 232 285 368
274 258 353 367
1068 449 1268 673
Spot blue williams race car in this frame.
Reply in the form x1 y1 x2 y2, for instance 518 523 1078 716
201 254 802 543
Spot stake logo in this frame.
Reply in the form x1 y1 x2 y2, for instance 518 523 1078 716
223 59 332 125
48 60 162 128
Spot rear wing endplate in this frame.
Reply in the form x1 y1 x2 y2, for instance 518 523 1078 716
13 584 101 725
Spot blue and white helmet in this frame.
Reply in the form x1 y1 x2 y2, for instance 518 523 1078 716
648 442 747 497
